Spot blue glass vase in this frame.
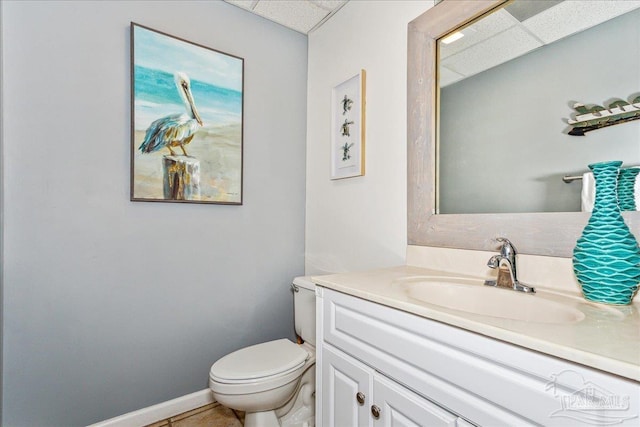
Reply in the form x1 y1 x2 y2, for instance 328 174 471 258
573 161 640 305
617 167 640 211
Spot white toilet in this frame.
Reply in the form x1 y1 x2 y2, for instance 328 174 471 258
209 276 316 427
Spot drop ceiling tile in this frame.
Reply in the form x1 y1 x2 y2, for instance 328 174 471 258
440 9 518 59
253 0 330 34
524 0 640 44
442 25 542 79
310 0 348 12
504 0 564 23
224 0 257 11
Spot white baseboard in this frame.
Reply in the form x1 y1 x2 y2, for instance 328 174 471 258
88 389 215 427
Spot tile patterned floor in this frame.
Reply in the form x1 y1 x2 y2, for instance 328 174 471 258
144 403 245 427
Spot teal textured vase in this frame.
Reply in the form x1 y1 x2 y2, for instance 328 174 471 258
573 161 640 305
617 167 640 211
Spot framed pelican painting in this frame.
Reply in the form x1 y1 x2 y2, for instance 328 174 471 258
130 23 244 204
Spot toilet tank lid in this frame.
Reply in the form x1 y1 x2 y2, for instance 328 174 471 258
293 276 316 291
210 339 308 382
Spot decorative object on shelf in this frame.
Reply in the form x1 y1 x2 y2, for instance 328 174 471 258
331 70 366 180
566 95 640 136
573 161 640 305
131 23 244 204
617 167 640 211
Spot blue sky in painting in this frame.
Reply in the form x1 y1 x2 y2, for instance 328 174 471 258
133 24 242 92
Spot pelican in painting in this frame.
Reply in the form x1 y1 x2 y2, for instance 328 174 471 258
139 71 203 156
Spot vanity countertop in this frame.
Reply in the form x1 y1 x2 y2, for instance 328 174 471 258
313 265 640 382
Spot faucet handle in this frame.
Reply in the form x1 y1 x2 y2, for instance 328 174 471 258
495 237 517 258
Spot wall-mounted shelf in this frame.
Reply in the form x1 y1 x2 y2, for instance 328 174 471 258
567 95 640 136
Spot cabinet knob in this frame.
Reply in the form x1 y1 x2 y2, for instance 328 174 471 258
356 392 365 405
371 405 381 419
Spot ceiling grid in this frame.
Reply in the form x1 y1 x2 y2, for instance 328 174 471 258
222 0 640 85
224 0 348 34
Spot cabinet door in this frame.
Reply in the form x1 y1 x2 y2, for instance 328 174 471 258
322 344 373 427
372 374 458 427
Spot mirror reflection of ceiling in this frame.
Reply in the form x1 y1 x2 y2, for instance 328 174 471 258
437 1 640 215
440 0 640 87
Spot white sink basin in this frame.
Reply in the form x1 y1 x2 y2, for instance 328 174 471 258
394 277 586 324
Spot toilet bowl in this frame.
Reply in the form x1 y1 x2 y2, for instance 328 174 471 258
209 276 316 427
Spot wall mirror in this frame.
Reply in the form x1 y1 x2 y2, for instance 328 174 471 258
438 1 640 214
408 0 640 256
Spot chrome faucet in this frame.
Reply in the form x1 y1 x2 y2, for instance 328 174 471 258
484 238 535 293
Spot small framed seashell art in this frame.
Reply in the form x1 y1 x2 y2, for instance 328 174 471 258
330 70 366 180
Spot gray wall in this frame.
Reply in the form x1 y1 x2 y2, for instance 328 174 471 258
440 8 640 214
1 1 307 426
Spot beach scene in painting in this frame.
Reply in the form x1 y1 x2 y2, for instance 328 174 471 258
132 24 243 203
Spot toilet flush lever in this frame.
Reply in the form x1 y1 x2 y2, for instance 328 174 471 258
291 283 299 292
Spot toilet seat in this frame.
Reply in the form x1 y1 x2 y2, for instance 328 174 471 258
209 339 311 395
210 339 308 382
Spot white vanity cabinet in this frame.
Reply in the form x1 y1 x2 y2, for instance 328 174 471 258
321 344 371 426
316 286 640 427
322 343 460 427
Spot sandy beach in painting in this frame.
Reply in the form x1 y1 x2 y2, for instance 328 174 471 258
132 123 242 203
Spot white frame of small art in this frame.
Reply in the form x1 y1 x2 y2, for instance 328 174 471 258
330 70 366 180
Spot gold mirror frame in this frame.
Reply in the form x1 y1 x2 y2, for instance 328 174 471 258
407 0 640 257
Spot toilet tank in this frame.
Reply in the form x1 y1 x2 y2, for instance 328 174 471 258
292 276 316 346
